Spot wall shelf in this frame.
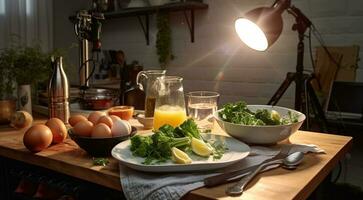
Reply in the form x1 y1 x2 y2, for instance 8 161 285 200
69 2 209 45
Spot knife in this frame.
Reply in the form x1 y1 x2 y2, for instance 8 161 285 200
204 165 256 187
204 161 284 187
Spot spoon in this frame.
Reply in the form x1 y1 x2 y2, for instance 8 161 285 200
281 151 304 169
226 152 304 196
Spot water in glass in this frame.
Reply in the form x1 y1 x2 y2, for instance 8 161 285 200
187 91 219 131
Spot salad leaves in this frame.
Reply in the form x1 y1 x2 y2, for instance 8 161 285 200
219 101 298 125
130 119 227 165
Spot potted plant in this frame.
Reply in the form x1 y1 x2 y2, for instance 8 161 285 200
13 45 50 114
156 12 174 69
0 48 17 124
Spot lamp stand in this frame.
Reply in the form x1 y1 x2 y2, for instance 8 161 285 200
267 6 327 131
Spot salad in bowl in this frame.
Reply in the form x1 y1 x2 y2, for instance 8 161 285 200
214 101 306 144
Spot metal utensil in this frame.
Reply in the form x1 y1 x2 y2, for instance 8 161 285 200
204 145 292 188
226 152 304 196
281 151 304 169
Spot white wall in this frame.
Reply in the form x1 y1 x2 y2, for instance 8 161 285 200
53 0 363 108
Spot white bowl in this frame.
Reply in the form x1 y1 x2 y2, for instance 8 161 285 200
136 114 154 129
214 105 306 144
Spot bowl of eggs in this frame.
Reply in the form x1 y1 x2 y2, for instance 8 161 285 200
68 111 136 157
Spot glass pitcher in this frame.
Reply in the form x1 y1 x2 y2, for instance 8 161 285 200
136 70 166 117
153 76 187 130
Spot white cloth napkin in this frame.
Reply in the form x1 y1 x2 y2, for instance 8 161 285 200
120 144 324 200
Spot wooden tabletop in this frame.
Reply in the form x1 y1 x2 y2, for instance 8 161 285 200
0 118 352 200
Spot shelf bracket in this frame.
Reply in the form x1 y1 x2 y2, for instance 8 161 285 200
183 9 195 43
137 14 150 45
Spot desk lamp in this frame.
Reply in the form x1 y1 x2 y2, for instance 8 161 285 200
235 0 327 130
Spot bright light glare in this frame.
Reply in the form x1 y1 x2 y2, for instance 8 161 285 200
0 0 5 15
235 18 268 51
26 0 32 16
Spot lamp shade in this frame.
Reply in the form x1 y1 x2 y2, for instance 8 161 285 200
235 7 284 51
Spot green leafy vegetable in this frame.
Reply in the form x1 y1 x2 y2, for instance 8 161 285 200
175 119 202 139
92 158 109 166
255 109 280 125
130 135 153 157
157 124 175 137
208 140 228 160
130 119 227 165
281 111 299 124
219 101 299 125
131 131 190 165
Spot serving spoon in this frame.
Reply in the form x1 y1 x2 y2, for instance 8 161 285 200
226 152 304 196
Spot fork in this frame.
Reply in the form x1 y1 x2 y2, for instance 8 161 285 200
204 145 292 188
225 145 292 196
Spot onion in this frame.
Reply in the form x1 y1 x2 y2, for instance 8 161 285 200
23 124 53 152
45 118 68 144
10 111 33 129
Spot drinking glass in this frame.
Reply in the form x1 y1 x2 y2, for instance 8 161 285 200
186 91 219 132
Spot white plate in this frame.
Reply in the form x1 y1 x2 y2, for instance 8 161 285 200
111 133 250 172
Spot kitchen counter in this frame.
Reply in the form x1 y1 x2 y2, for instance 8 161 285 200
0 116 353 200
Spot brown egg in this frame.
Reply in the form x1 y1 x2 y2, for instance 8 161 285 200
92 123 112 138
96 115 113 128
23 124 53 153
109 115 121 122
68 115 87 127
111 118 132 137
88 111 105 124
45 118 68 144
73 120 93 137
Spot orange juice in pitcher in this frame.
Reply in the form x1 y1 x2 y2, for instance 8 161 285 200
153 105 187 130
152 76 187 130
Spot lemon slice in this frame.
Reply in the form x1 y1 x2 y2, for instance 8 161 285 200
271 110 281 122
171 147 192 164
191 137 213 157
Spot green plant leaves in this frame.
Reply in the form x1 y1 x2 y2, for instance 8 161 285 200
156 12 173 69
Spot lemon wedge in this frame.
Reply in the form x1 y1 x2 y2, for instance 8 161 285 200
191 137 213 157
171 147 192 164
271 110 281 122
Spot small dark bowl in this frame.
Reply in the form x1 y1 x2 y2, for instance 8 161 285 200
68 127 137 157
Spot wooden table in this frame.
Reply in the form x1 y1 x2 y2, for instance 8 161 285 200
0 117 352 200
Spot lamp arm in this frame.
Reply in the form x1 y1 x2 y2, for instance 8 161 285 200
287 5 312 28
